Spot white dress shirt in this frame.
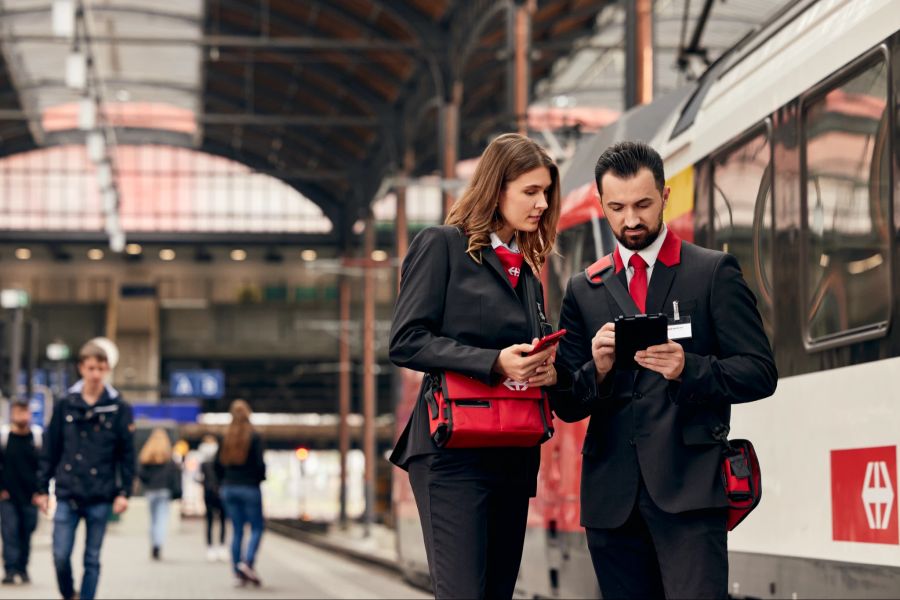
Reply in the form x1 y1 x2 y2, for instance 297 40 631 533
490 232 520 253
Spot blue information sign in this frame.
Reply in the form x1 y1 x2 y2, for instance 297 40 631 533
132 402 201 423
29 392 46 428
169 369 225 399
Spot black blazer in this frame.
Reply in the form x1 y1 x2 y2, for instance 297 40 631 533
215 434 266 487
550 231 777 528
388 226 545 494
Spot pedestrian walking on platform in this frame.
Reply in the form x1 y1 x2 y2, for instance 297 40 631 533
0 400 41 585
389 133 562 599
549 141 777 599
216 399 265 587
196 434 228 562
137 427 182 561
35 341 136 600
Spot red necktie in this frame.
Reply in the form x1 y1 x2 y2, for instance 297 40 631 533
494 245 524 287
629 254 648 313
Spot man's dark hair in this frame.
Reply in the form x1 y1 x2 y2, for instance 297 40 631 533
594 141 666 196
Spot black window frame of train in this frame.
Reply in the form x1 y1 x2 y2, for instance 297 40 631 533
707 119 777 347
797 44 893 352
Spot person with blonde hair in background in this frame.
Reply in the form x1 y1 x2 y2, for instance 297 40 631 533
137 428 182 561
215 399 265 587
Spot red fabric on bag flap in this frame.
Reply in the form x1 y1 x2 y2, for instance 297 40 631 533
443 371 542 400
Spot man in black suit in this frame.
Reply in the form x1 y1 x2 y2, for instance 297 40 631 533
550 141 777 599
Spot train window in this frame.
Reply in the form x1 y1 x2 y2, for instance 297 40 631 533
546 220 599 322
711 127 774 342
801 54 891 345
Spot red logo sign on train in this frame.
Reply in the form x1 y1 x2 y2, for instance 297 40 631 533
831 446 898 544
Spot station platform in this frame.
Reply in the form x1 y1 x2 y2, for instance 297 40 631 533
12 499 427 599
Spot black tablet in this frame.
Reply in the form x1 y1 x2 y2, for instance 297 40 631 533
614 314 668 370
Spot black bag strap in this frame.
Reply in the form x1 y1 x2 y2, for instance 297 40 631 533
523 269 552 340
604 267 640 317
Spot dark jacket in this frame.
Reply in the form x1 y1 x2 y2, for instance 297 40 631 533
550 231 777 528
200 460 220 497
38 382 136 504
138 460 182 499
388 225 549 495
0 428 40 505
215 433 266 487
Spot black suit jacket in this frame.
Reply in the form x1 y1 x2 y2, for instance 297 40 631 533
550 230 777 528
388 226 544 494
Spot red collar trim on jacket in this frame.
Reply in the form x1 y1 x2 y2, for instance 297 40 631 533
587 228 682 284
586 254 614 283
657 228 682 267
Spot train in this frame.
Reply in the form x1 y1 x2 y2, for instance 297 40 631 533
392 0 900 597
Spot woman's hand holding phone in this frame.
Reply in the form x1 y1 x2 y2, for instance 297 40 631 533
493 339 556 384
493 331 564 386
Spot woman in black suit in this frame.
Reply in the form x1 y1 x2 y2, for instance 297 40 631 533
389 133 562 599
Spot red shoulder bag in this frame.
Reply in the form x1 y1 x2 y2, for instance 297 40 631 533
424 267 555 449
424 371 554 448
714 426 762 530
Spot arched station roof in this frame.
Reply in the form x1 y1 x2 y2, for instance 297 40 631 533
0 0 612 243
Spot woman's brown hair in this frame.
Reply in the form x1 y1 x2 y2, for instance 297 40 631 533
138 428 173 465
219 399 253 466
445 133 560 273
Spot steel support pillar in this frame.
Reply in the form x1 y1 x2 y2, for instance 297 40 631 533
396 147 414 274
8 308 24 401
24 319 37 402
338 275 352 528
511 0 535 134
362 215 377 536
625 0 654 109
440 81 463 220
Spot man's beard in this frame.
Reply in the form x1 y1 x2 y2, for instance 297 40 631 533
615 217 663 251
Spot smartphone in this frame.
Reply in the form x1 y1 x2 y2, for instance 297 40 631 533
528 329 567 355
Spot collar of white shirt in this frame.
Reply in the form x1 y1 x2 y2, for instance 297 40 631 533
616 223 669 272
490 231 520 253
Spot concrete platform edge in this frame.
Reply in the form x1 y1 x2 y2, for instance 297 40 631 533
265 521 400 575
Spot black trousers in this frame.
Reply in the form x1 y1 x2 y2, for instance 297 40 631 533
204 492 227 546
408 454 531 600
585 478 728 600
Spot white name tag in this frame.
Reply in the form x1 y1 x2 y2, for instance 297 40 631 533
668 320 693 340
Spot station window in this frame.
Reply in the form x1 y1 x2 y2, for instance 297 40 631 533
711 126 774 342
801 52 891 345
0 145 333 234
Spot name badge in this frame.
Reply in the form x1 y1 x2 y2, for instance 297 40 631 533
668 316 692 340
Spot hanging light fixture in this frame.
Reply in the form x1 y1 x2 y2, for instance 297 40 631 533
87 130 105 162
66 52 87 90
104 212 119 236
78 96 96 130
102 188 117 213
110 231 125 253
52 0 75 37
96 161 112 190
